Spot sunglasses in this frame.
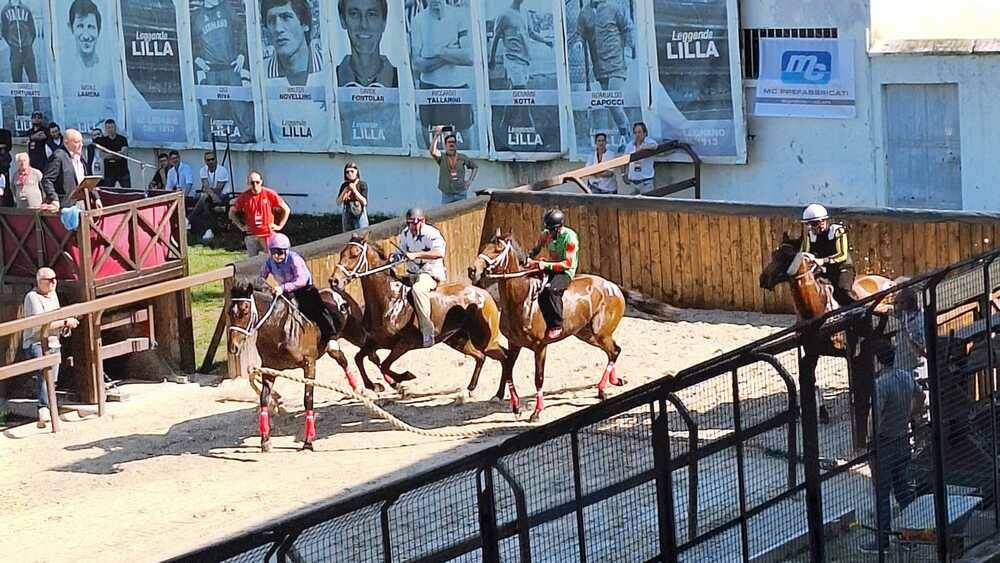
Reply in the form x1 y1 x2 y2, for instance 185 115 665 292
249 180 262 185
206 158 216 163
39 277 57 282
406 219 424 225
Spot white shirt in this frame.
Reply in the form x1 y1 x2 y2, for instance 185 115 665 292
585 148 618 194
70 152 85 185
200 163 231 192
625 137 658 181
399 223 447 281
166 161 195 196
410 5 473 87
22 289 62 350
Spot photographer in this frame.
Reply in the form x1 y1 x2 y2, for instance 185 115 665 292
429 124 477 205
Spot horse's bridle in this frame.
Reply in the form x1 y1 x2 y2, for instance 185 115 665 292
229 292 280 337
786 250 821 281
336 241 402 281
479 240 536 279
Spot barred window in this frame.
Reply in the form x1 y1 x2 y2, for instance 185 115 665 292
740 27 839 80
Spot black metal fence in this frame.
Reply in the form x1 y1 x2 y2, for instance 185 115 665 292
172 249 1000 563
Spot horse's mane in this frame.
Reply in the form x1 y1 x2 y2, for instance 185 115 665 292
489 233 527 266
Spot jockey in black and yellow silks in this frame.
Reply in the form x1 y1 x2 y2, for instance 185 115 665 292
800 203 856 306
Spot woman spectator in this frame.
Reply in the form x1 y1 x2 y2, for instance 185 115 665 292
11 152 55 211
337 161 369 232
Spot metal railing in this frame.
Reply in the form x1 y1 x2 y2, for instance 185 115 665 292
171 249 1000 562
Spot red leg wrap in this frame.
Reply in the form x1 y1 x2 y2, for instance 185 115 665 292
382 372 396 387
305 410 316 443
345 370 360 391
534 392 544 414
509 383 520 410
607 363 620 385
259 408 270 436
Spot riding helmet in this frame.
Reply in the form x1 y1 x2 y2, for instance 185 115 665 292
268 233 291 250
543 209 565 230
801 203 828 223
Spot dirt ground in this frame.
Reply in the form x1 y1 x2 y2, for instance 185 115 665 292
0 309 794 562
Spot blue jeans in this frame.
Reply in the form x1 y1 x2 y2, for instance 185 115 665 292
26 343 60 409
341 207 370 233
441 191 468 205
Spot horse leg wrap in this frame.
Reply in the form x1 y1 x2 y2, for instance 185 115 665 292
259 408 271 437
606 362 620 386
509 383 520 411
598 366 610 392
382 372 397 387
304 410 316 443
533 392 544 415
345 370 360 392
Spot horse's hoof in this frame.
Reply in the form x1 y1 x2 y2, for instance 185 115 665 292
529 411 541 423
512 404 521 416
612 377 626 387
301 442 314 452
261 439 271 453
370 383 386 394
491 395 503 404
598 388 607 402
398 371 418 382
397 385 407 399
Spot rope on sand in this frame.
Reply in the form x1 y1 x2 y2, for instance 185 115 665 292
249 367 521 440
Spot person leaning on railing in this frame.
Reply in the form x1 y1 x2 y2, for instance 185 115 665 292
21 268 79 428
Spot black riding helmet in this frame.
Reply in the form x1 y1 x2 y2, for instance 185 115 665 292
543 209 564 231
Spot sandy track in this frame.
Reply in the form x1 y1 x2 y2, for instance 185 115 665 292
0 310 792 562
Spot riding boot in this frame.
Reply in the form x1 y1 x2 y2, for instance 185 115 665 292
541 273 570 338
830 265 857 306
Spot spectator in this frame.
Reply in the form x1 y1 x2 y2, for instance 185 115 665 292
42 128 101 208
0 125 11 206
21 267 79 428
190 151 230 240
429 125 477 205
25 111 47 171
95 118 130 187
44 121 63 160
337 161 369 232
623 121 657 195
861 341 916 554
147 153 169 191
11 152 51 210
228 171 291 257
164 150 194 196
0 170 6 207
84 127 103 178
585 132 618 194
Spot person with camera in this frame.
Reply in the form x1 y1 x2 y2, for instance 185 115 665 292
429 124 477 205
337 161 369 232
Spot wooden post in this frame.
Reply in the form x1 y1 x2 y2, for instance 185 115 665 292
93 310 106 417
200 307 228 373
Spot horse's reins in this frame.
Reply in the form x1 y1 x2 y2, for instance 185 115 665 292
336 241 404 280
480 240 540 279
229 291 311 337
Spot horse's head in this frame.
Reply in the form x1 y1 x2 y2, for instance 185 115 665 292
759 232 802 290
468 229 521 287
330 233 375 290
227 281 257 355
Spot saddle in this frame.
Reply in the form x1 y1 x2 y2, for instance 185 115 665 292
816 278 840 312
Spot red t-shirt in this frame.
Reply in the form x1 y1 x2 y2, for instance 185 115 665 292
233 187 283 237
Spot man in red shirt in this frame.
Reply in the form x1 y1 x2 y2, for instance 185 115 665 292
228 171 292 257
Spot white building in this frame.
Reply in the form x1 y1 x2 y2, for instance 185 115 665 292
100 0 1000 215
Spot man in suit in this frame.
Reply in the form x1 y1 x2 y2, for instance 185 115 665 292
41 128 101 208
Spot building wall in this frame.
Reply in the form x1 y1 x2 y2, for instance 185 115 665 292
871 0 1000 45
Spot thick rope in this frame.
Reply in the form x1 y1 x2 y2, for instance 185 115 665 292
249 367 521 440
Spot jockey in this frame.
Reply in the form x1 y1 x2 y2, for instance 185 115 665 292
800 203 856 306
394 208 446 348
259 233 340 352
527 209 579 340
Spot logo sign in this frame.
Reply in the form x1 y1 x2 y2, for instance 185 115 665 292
780 51 832 85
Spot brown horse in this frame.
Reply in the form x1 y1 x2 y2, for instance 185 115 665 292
228 282 360 452
759 233 895 320
329 233 509 403
468 232 627 422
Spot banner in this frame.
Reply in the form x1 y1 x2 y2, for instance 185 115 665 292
406 0 482 154
648 0 746 163
257 0 334 150
51 0 124 133
485 0 562 158
189 0 257 144
0 0 52 136
120 0 186 144
755 38 856 119
332 0 406 154
563 0 643 160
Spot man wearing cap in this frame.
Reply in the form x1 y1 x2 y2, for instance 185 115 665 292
527 208 579 340
259 233 340 353
22 267 79 428
393 208 446 347
229 171 291 257
801 203 855 306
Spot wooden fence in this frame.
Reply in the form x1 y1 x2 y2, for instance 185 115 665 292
480 191 1000 314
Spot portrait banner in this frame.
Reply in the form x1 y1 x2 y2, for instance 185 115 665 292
485 0 563 159
120 0 186 144
406 0 483 155
331 0 407 154
648 0 747 163
0 0 52 136
51 0 124 133
257 0 334 150
189 0 258 144
563 0 643 161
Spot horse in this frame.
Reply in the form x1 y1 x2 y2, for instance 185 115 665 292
329 233 509 404
467 231 627 422
228 281 360 452
759 232 895 321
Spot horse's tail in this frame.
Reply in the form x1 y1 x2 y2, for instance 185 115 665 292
623 288 680 322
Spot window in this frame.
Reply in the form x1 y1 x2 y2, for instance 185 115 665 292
740 28 839 80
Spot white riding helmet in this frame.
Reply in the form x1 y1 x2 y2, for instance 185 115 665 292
801 203 828 223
